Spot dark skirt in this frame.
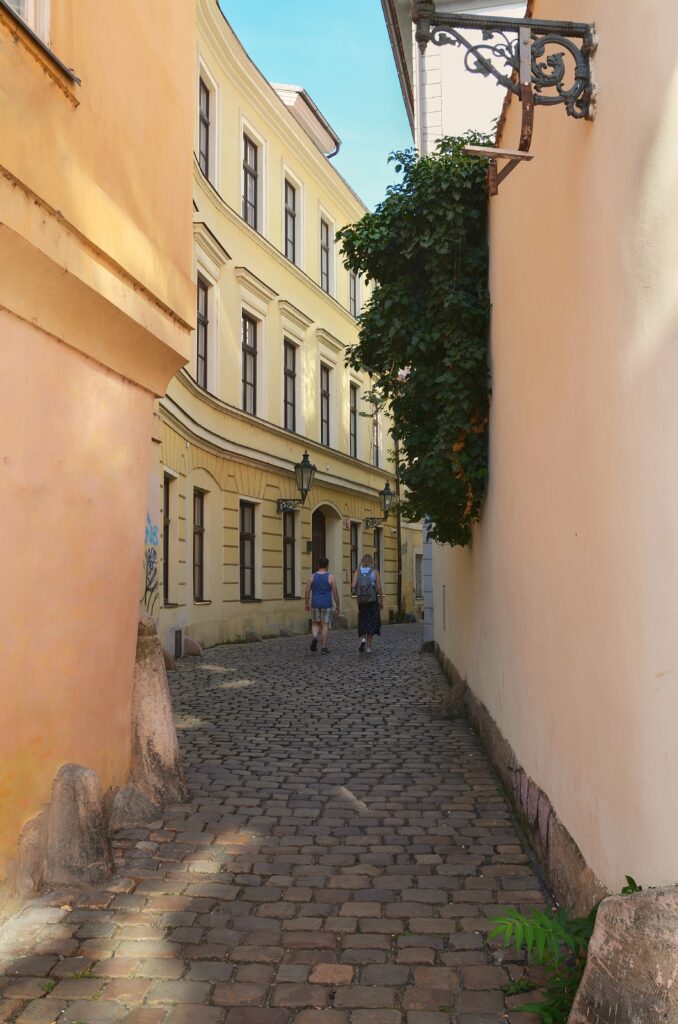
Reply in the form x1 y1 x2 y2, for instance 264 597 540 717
357 602 381 636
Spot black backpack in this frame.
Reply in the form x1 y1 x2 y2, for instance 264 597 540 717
355 569 377 605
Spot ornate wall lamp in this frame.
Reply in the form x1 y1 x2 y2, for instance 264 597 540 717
365 481 396 529
411 0 596 194
276 451 317 513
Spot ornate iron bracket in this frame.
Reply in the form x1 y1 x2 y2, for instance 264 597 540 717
412 1 596 121
276 497 306 513
364 516 388 530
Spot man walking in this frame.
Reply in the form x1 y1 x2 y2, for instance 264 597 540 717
304 556 340 654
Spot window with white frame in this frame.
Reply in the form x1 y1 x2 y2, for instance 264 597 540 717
349 271 359 317
198 78 211 177
242 313 258 415
320 218 331 293
371 408 381 467
283 339 297 433
350 522 360 576
349 382 358 459
374 526 383 573
196 275 209 390
284 180 297 264
320 363 331 447
243 134 259 230
6 0 50 42
283 511 296 599
193 489 206 602
240 501 256 600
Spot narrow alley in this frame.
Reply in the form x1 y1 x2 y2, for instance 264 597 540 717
0 626 546 1024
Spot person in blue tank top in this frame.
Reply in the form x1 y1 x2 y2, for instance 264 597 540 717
304 556 341 654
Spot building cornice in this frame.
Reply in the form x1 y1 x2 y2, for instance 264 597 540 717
234 265 278 305
193 221 230 268
316 327 346 355
278 299 314 332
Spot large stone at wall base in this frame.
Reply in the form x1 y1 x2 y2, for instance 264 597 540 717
183 637 202 657
44 765 113 886
131 620 187 807
568 887 678 1023
109 785 161 831
15 811 47 898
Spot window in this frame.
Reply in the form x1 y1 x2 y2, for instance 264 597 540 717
243 134 258 229
242 313 257 415
349 272 358 317
163 476 172 605
374 527 383 573
196 275 209 389
240 502 256 600
193 490 205 601
320 218 330 293
350 523 359 576
349 383 358 458
283 511 296 598
284 340 296 432
284 180 296 263
372 410 380 467
6 0 49 41
198 78 210 177
415 553 423 599
320 364 331 447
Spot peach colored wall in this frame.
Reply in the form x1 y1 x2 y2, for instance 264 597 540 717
0 314 155 873
434 0 678 889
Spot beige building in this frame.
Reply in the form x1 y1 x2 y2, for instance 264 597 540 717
386 0 678 900
147 0 424 654
0 0 194 900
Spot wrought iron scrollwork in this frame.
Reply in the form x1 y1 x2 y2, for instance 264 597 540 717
413 4 596 121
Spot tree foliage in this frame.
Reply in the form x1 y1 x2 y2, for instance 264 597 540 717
337 134 491 546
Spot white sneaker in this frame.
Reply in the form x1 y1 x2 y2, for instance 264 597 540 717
359 638 366 653
366 648 372 654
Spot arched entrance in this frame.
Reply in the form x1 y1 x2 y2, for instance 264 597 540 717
312 509 326 570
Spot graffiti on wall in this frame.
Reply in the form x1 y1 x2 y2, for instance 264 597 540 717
141 512 159 615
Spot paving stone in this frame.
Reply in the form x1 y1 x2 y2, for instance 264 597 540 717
14 1002 68 1023
60 1000 127 1022
0 628 548 1024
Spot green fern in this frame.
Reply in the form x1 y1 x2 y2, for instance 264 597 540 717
491 878 643 1024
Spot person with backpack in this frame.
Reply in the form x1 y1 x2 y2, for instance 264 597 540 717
351 553 384 654
304 556 341 654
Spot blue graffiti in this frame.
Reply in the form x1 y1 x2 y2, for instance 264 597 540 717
145 512 159 546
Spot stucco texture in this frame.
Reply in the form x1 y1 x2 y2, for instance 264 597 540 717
434 0 678 889
0 314 154 876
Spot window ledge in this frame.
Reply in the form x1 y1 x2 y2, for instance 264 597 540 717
0 1 81 102
163 602 180 609
284 596 302 601
240 597 262 604
194 599 212 606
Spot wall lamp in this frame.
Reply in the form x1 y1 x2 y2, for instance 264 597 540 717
364 481 396 529
276 451 317 513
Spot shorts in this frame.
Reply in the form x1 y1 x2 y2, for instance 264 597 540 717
311 607 333 624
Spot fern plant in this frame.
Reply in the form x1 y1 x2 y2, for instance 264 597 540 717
490 877 642 1024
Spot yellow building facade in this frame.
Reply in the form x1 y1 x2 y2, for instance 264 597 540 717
148 1 423 652
0 1 194 896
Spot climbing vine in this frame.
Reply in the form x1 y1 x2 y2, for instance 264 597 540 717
337 134 491 546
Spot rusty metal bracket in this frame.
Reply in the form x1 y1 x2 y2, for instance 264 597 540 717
412 1 596 121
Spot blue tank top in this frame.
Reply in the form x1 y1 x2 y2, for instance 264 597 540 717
311 571 333 609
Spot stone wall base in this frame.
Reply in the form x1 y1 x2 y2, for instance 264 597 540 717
436 645 606 915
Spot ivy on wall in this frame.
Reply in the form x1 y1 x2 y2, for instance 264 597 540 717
337 134 491 546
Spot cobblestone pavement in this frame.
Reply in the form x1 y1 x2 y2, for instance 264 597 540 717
0 624 547 1024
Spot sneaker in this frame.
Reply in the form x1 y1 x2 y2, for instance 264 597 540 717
321 647 330 654
310 637 318 652
359 638 366 653
365 648 372 654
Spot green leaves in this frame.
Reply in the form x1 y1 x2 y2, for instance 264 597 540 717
338 133 493 546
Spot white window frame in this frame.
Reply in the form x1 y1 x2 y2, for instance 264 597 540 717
349 271 361 318
282 508 302 599
349 377 361 459
279 301 312 436
196 57 220 188
239 496 263 601
318 348 338 449
318 206 336 297
193 224 228 397
282 164 304 269
240 116 267 237
8 0 50 43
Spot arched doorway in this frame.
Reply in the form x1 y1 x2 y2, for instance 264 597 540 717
312 509 326 570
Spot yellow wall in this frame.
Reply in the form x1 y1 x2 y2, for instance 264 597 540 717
148 1 415 650
434 0 678 888
0 2 194 881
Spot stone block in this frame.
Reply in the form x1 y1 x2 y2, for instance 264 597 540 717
569 887 678 1023
109 786 161 831
244 631 262 643
183 637 202 657
131 622 187 807
16 811 47 898
44 765 113 886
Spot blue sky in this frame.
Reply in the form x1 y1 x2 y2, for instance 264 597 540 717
217 0 413 211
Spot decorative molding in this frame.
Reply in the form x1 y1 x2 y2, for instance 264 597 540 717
316 327 346 355
278 299 313 333
234 266 278 306
193 221 230 271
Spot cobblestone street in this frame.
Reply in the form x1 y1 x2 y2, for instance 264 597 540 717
0 625 547 1024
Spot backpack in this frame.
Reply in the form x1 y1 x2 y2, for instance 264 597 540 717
355 569 377 605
